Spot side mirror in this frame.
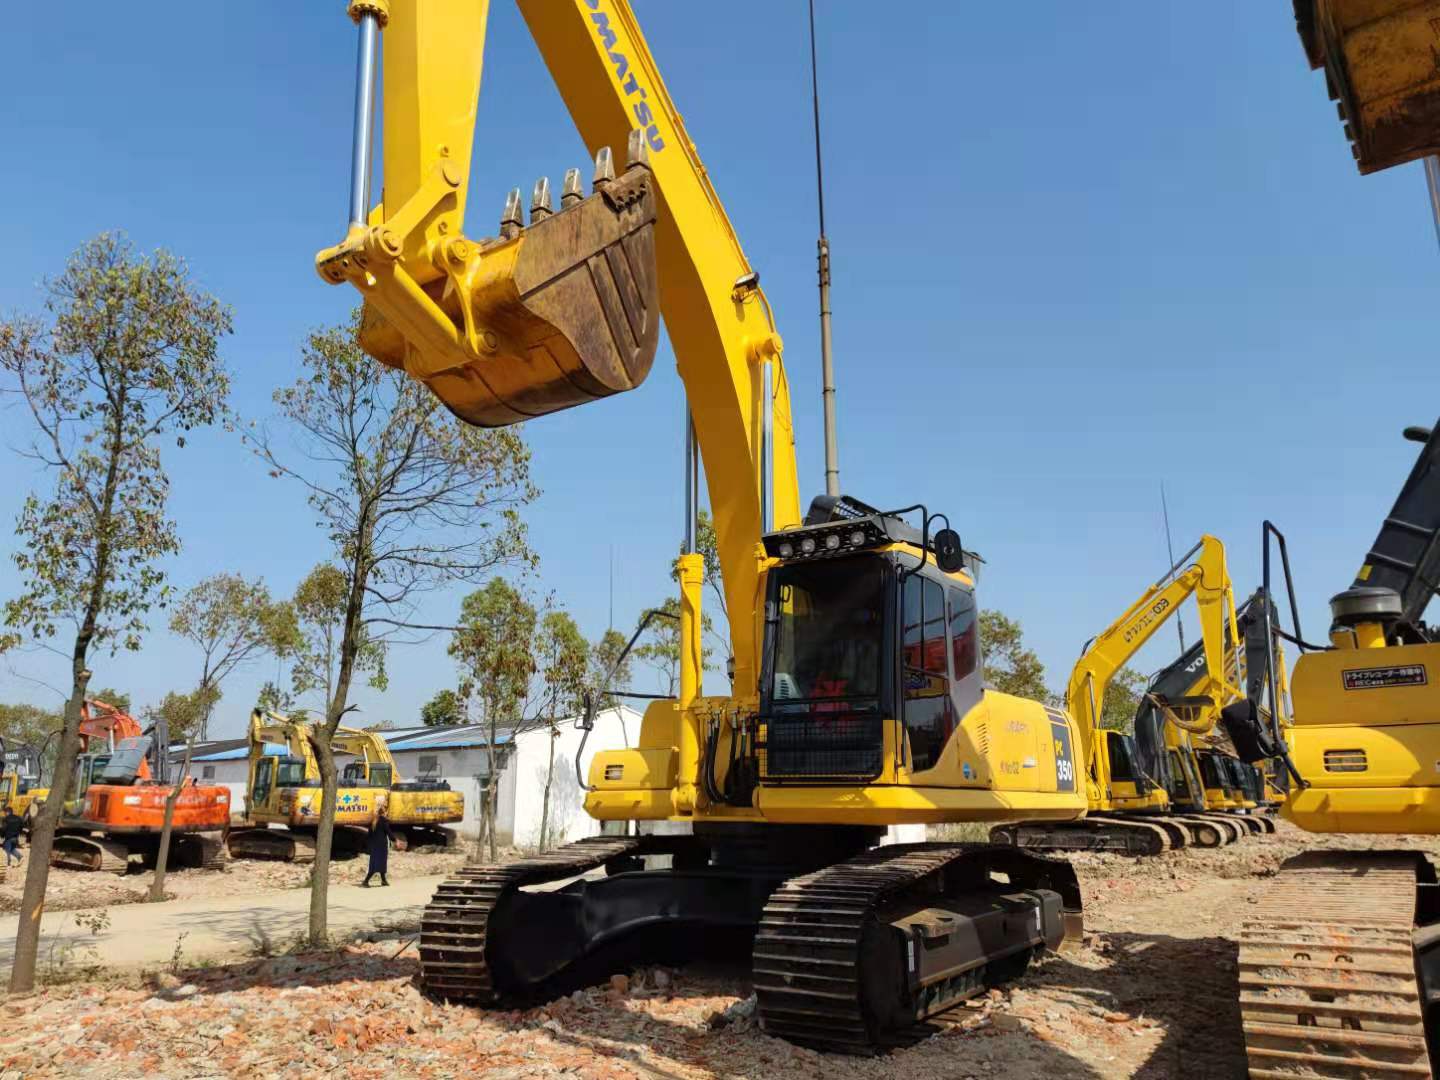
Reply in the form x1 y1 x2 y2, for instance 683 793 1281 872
580 690 598 732
933 528 965 574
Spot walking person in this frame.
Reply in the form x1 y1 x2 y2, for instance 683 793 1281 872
2 807 24 867
362 796 390 887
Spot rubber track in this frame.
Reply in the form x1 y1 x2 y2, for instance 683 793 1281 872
419 836 642 1004
227 828 316 864
752 842 1077 1053
51 835 129 874
198 834 227 871
1240 851 1432 1079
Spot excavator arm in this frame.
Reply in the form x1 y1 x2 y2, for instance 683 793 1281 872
316 0 801 693
1066 535 1244 807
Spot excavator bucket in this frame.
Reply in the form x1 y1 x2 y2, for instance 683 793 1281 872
320 143 660 429
1294 0 1440 173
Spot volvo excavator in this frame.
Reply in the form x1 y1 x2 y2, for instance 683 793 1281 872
315 0 1090 1051
330 727 464 849
990 535 1275 855
53 701 230 873
228 709 388 862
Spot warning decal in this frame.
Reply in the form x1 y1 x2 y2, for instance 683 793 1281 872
1342 665 1428 691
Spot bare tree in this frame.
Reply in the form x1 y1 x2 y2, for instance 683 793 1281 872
148 734 195 903
169 574 298 739
251 312 535 945
0 234 231 991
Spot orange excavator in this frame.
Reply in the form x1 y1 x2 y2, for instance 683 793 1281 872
52 700 231 873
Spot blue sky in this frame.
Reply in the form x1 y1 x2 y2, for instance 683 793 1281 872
1 3 1436 738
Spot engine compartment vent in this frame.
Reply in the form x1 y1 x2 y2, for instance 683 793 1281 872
1323 748 1368 773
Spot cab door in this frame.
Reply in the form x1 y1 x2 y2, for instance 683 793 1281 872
250 757 275 815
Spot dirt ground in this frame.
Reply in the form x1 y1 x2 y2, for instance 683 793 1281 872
5 820 1440 1079
0 842 482 914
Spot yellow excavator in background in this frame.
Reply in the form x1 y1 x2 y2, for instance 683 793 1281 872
0 737 49 824
992 535 1268 854
1131 589 1291 836
227 709 382 862
317 0 1089 1051
330 727 464 849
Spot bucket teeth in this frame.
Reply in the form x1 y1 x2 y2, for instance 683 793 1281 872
561 168 584 208
592 146 615 190
499 187 523 239
626 129 651 170
530 177 553 222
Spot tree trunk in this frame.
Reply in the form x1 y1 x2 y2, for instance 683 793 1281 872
9 670 91 992
538 721 556 852
308 537 369 947
307 731 338 947
149 736 195 903
485 719 498 863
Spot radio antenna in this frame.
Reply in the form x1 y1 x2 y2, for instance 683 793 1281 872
1161 482 1186 651
809 0 840 498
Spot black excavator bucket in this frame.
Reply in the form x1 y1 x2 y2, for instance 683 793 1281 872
352 148 658 428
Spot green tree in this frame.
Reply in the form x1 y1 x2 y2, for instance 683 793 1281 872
588 627 633 711
251 313 534 944
0 233 231 992
420 688 463 727
450 580 537 861
288 563 386 711
534 611 588 850
169 573 299 739
255 680 295 714
149 684 221 742
979 610 1055 704
635 597 714 698
1099 666 1148 734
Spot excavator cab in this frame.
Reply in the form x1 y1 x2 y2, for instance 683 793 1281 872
340 759 393 788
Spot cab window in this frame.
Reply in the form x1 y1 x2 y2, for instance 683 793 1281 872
902 575 954 772
948 586 978 679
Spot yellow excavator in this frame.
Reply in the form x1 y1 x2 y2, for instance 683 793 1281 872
0 737 49 823
330 727 464 849
1131 589 1291 834
227 709 384 862
317 0 1089 1051
992 535 1272 854
1213 7 1440 1074
1224 422 1440 1078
